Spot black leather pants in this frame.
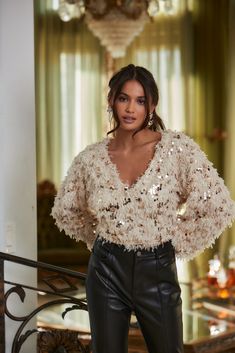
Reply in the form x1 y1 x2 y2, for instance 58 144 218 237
85 237 183 353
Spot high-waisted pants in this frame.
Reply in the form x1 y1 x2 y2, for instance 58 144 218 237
85 237 183 353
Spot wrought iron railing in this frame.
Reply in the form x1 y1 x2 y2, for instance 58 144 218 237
0 251 91 353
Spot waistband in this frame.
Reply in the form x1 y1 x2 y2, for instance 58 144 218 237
95 236 174 257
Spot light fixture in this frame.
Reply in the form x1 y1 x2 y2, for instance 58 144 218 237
57 0 174 58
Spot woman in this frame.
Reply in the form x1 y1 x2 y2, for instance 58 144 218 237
52 64 235 353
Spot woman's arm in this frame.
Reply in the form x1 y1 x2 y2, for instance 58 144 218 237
172 133 235 260
51 153 97 251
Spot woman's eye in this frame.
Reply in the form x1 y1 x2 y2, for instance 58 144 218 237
118 96 128 102
137 99 145 105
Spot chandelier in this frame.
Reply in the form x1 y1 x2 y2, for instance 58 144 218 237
57 0 174 58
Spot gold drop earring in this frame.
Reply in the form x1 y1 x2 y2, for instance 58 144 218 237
147 112 154 127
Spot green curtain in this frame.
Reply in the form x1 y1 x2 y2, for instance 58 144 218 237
34 0 105 186
115 0 194 133
220 0 235 262
189 0 234 277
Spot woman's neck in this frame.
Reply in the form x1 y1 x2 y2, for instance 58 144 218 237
111 128 161 150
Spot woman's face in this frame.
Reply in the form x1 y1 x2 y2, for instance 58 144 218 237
113 79 149 131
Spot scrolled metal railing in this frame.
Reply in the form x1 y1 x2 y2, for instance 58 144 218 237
0 251 91 353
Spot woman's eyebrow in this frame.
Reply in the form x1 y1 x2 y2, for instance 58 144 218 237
119 92 146 98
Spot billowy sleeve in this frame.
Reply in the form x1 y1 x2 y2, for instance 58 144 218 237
172 133 235 260
51 154 97 251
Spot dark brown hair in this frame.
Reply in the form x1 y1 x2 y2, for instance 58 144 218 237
107 64 165 137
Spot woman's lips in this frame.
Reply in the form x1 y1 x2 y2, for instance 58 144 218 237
122 116 136 124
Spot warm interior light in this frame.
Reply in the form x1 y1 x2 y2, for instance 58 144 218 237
57 0 176 58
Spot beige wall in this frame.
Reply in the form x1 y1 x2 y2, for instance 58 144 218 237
0 0 37 352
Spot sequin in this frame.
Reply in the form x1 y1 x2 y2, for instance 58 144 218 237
177 202 187 216
203 190 211 201
51 129 235 260
148 184 162 197
116 220 125 227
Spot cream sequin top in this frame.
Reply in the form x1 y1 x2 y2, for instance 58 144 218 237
51 130 235 260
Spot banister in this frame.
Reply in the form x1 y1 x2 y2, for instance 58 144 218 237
0 251 91 353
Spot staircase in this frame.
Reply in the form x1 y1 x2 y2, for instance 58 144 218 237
0 251 149 353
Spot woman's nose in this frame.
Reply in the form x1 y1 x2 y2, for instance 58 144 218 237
126 100 135 113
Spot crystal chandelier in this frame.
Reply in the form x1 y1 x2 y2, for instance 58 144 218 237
57 0 174 58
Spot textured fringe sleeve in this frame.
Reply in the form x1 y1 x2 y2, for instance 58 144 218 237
51 153 97 251
172 133 235 261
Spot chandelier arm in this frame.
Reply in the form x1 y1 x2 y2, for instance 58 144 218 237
84 0 149 20
118 0 149 20
84 0 111 19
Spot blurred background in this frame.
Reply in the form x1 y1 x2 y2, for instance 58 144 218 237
35 0 235 281
1 1 235 351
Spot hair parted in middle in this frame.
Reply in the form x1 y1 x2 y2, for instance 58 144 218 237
107 64 165 137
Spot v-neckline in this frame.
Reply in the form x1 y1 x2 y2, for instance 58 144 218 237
103 131 166 190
